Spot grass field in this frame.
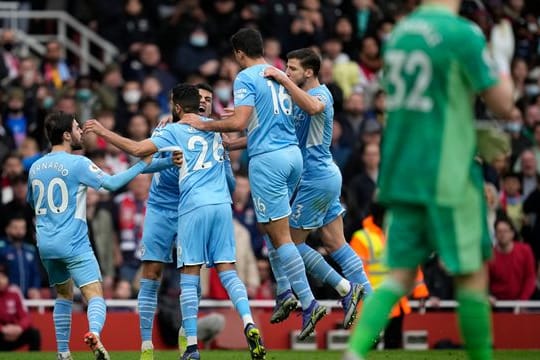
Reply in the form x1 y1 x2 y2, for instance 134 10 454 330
2 350 540 360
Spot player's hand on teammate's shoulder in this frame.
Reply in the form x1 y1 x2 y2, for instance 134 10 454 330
83 119 105 136
157 114 173 128
172 151 183 167
264 66 286 84
180 113 205 130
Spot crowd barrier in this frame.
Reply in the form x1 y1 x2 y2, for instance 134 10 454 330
24 300 540 351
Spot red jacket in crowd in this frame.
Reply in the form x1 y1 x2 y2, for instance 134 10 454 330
0 285 32 331
489 242 537 300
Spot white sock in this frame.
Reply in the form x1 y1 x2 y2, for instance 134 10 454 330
336 279 352 297
187 336 198 346
141 340 153 350
242 314 254 328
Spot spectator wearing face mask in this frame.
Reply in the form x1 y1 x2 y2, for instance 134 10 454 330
115 80 142 135
172 26 219 82
212 77 234 115
0 29 20 82
2 88 28 149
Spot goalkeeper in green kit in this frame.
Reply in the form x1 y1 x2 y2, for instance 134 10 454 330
345 0 514 359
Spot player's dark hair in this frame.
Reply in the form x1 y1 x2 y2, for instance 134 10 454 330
171 83 200 114
45 112 77 146
196 83 213 93
231 28 263 58
287 48 321 76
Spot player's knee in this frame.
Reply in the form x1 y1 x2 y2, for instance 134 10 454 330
216 263 236 273
142 262 163 280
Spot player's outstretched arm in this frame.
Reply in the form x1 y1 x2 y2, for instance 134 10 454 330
100 155 153 191
481 75 514 120
180 106 252 133
264 66 324 115
142 150 183 173
83 119 158 157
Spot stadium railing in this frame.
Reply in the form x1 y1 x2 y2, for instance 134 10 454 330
24 299 540 314
0 5 119 74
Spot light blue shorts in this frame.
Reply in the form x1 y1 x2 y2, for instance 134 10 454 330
177 203 236 268
290 171 345 229
42 251 102 288
248 146 303 222
140 206 177 263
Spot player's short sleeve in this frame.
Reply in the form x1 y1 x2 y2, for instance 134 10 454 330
76 156 106 189
312 88 332 106
234 71 255 107
150 125 179 151
458 23 499 93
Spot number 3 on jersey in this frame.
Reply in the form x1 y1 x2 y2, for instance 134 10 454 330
31 178 68 215
385 50 433 112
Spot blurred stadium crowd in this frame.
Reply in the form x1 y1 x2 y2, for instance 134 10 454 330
0 0 539 311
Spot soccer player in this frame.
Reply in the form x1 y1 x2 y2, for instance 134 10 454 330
137 83 231 360
27 112 170 360
263 48 371 329
83 84 266 360
180 28 326 340
344 0 514 359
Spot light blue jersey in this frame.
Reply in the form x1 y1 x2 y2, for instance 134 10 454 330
27 152 105 259
294 85 337 178
147 125 180 212
234 64 298 157
150 116 231 216
290 85 344 229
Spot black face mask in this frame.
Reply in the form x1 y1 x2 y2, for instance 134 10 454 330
10 235 25 243
3 43 14 52
8 106 23 113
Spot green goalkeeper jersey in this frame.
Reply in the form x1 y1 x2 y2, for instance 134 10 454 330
377 4 499 207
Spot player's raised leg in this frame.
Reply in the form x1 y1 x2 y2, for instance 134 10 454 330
322 216 372 295
291 227 364 329
264 235 298 324
81 282 109 360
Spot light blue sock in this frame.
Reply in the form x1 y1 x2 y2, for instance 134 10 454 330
297 242 344 290
264 235 291 295
219 270 253 326
138 278 160 342
180 274 200 342
87 297 107 335
54 299 72 353
277 242 315 310
331 244 373 294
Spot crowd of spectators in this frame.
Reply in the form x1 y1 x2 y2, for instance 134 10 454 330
0 0 539 310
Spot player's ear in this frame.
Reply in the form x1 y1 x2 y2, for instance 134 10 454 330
62 130 71 142
305 68 314 79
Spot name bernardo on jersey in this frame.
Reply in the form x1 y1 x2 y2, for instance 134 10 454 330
29 161 70 177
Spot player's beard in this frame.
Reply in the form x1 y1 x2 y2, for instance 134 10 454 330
71 138 83 151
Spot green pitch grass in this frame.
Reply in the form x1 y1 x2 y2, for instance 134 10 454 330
1 350 540 360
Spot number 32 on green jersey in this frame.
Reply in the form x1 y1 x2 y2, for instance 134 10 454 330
385 50 433 112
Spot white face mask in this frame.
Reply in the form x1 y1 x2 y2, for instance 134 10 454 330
123 89 141 104
190 34 208 47
216 87 232 102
